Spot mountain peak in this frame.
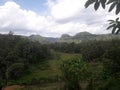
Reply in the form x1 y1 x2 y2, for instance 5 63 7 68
75 32 92 36
61 34 71 39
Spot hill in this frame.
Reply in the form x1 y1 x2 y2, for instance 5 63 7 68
58 32 120 43
28 32 120 43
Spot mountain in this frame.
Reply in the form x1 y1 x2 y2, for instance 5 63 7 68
28 32 120 43
46 37 58 43
58 32 120 43
29 35 49 43
61 34 71 39
29 35 58 43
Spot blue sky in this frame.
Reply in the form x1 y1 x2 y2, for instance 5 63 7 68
13 0 46 13
0 0 47 13
0 0 117 37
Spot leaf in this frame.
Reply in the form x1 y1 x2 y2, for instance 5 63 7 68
112 26 117 34
107 24 115 30
100 0 107 9
107 20 114 22
115 29 120 34
94 0 100 10
116 3 120 14
85 0 96 8
109 21 115 24
108 20 115 24
109 2 117 12
116 17 119 22
107 0 116 5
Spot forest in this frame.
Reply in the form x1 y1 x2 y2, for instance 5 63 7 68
0 33 120 90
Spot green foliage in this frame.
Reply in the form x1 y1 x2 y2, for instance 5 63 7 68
96 78 120 90
103 47 120 77
85 0 107 10
0 34 51 86
60 58 87 90
85 0 120 34
107 18 120 34
85 0 120 14
81 41 108 61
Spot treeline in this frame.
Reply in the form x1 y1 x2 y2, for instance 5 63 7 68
50 39 120 61
0 34 51 86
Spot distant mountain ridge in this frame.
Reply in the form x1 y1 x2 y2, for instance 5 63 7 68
29 32 120 43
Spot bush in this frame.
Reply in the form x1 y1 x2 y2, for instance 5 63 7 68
60 58 87 90
103 47 120 77
96 78 120 90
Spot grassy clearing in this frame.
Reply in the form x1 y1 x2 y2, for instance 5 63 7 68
11 52 81 85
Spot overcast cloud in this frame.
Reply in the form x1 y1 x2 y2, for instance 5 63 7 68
0 0 118 37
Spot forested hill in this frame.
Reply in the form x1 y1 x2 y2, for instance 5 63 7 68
29 32 120 43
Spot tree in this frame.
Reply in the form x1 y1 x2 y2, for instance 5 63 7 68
60 58 87 90
8 31 14 35
5 63 24 85
103 47 120 77
85 0 120 34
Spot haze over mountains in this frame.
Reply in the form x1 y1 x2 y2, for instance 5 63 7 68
29 31 120 43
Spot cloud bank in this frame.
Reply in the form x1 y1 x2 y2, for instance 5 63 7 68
0 0 117 37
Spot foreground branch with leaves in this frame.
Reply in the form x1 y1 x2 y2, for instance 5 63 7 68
85 0 120 34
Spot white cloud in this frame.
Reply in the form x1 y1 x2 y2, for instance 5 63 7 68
0 1 54 35
50 0 84 20
0 0 117 37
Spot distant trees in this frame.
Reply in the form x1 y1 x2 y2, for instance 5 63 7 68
50 39 120 62
8 31 14 35
80 40 109 61
50 42 81 53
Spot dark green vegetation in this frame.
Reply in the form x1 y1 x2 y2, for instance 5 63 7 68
0 33 120 90
0 34 51 86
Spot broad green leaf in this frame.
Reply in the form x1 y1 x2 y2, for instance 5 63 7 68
116 3 120 14
107 0 116 5
109 21 115 24
115 29 120 34
107 24 115 30
107 20 114 22
116 17 119 22
109 2 117 12
85 0 96 8
100 0 107 9
112 26 117 34
94 0 100 10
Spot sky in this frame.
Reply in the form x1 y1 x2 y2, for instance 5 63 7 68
0 0 118 37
